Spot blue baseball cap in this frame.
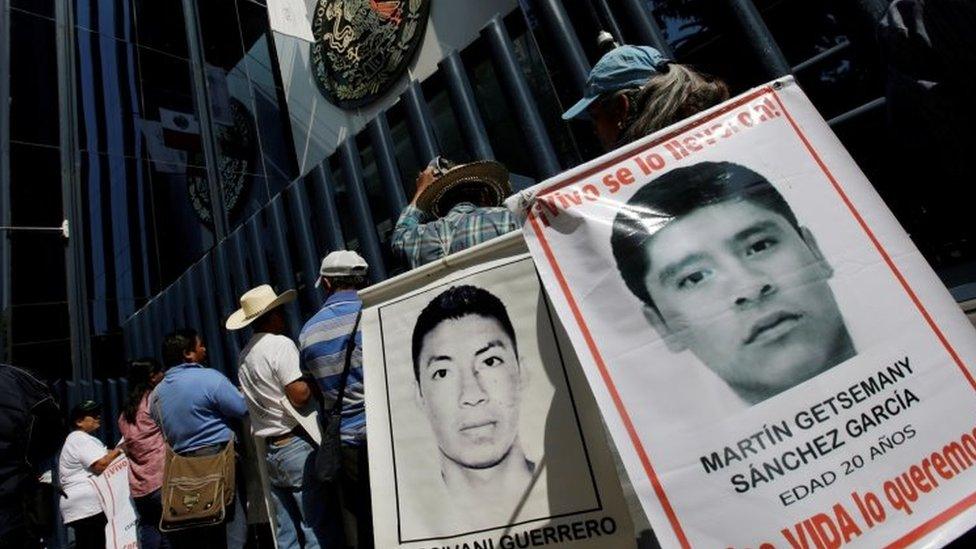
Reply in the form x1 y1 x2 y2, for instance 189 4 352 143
562 45 669 120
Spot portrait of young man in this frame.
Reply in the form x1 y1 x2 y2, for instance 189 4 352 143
610 161 857 405
409 284 536 524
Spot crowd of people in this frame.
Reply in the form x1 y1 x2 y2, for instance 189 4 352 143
0 44 733 549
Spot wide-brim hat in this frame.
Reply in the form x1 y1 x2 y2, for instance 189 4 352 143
415 160 512 218
225 284 296 331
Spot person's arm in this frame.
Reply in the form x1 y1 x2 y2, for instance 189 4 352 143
276 338 312 408
76 434 120 475
284 380 312 409
212 373 248 419
89 448 123 475
391 205 446 268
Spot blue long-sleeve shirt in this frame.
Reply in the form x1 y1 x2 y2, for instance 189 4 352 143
150 363 247 453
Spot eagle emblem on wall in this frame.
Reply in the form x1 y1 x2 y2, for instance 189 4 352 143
310 0 431 108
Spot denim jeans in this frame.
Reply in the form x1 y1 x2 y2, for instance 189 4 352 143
266 436 322 549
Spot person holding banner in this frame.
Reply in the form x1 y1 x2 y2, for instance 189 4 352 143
562 44 728 150
610 161 856 404
58 400 123 549
226 284 322 549
391 156 519 269
410 285 539 524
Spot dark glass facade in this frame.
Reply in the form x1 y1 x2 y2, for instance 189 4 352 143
2 0 974 386
1 0 297 379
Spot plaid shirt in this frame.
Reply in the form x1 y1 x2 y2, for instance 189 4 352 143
391 203 520 269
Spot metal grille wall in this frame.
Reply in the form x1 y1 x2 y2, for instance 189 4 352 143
119 0 898 378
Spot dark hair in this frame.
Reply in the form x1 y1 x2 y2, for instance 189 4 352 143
615 64 729 146
325 274 368 291
162 328 200 368
410 285 518 383
610 161 800 311
121 358 163 424
69 400 102 426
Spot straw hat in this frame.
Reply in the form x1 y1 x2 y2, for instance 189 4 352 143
415 160 512 218
225 284 296 331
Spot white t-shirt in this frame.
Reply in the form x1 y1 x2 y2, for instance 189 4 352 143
59 430 108 523
238 332 304 438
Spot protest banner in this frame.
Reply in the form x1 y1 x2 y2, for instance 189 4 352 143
89 455 138 549
508 76 976 548
361 254 635 548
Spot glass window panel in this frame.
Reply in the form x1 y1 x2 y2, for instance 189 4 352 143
144 162 217 287
73 0 135 43
237 0 299 181
197 0 245 68
8 138 69 378
11 0 54 18
9 10 60 147
74 28 145 158
136 46 208 166
245 57 298 182
226 172 270 231
131 0 189 58
78 152 155 328
8 301 71 380
9 142 63 227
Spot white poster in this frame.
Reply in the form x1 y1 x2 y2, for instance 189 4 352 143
89 456 138 549
509 77 976 548
362 255 635 548
267 0 315 42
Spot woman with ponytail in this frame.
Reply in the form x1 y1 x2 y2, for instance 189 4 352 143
117 358 169 549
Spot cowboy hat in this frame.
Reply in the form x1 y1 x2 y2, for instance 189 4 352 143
415 160 512 218
225 284 296 331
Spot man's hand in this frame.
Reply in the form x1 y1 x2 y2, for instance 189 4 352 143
412 167 435 205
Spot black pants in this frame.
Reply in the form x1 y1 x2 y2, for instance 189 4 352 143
340 445 373 549
133 489 170 549
67 513 106 549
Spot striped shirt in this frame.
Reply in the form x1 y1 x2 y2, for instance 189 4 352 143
298 290 365 445
391 203 520 269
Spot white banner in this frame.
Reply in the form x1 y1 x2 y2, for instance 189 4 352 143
90 456 138 549
509 77 976 548
267 0 315 42
362 255 635 548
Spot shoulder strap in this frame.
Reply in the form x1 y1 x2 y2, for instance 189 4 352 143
151 391 169 445
331 309 363 415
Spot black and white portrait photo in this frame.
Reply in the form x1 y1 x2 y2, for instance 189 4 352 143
363 257 633 544
610 161 857 405
410 285 538 518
